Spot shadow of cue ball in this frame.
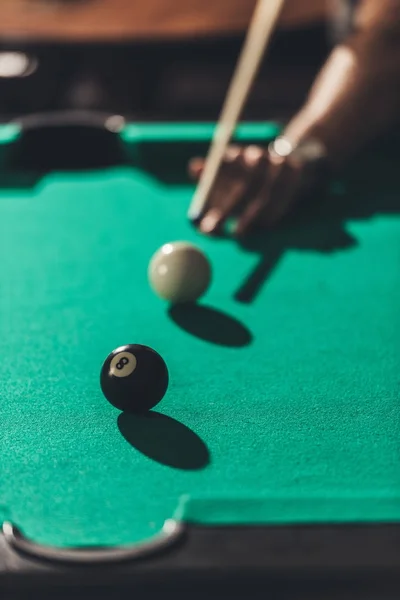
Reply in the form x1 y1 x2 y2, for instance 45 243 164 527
118 411 210 471
168 304 252 347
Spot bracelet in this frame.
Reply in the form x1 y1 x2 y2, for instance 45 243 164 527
268 136 328 162
268 136 331 190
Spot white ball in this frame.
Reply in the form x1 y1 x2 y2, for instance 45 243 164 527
148 241 211 304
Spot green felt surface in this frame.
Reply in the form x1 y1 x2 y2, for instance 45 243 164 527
0 124 399 548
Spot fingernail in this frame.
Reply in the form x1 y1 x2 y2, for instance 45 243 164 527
199 210 221 234
189 157 202 170
243 145 264 167
225 147 241 162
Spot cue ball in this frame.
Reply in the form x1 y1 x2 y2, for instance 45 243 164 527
100 344 169 413
148 241 211 304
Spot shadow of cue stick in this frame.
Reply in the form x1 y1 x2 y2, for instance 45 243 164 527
234 244 283 304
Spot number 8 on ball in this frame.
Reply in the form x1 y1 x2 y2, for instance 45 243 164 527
109 351 137 378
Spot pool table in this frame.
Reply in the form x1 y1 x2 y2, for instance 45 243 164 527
0 114 399 599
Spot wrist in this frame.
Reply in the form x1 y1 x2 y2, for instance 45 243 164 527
268 136 331 193
281 111 343 171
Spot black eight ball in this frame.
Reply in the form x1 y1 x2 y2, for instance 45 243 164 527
100 344 169 413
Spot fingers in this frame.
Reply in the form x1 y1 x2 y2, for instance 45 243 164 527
235 157 281 236
197 146 266 236
235 160 275 236
236 158 302 236
189 144 304 238
189 146 243 181
261 159 302 227
234 197 267 237
199 208 227 234
198 175 246 235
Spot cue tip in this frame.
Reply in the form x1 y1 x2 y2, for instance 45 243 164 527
187 207 201 222
187 189 207 222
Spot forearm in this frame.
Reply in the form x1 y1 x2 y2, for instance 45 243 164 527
282 0 400 169
354 0 400 36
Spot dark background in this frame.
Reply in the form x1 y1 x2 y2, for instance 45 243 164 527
0 26 328 122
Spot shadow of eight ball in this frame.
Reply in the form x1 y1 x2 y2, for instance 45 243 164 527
100 345 169 413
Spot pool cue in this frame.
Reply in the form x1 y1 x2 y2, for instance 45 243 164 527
188 0 286 221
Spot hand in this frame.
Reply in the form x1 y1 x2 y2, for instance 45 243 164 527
189 143 311 237
188 0 400 240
